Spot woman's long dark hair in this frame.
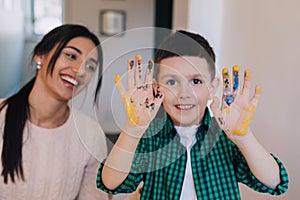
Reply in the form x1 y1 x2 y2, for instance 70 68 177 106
0 24 103 183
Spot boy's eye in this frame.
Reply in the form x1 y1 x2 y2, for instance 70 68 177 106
166 79 176 85
192 79 203 84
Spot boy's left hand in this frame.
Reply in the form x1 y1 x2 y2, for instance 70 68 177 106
210 66 261 140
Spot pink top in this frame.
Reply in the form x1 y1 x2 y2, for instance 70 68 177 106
0 100 108 200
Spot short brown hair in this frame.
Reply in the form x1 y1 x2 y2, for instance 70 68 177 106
154 30 216 81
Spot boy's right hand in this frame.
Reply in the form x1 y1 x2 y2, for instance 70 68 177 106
115 55 164 135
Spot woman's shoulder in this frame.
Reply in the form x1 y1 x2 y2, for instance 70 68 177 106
0 98 6 105
70 107 108 159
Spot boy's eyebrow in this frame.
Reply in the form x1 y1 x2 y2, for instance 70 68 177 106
159 74 178 79
188 73 208 79
160 73 207 79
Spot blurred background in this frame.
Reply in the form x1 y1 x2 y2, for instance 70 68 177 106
0 0 299 199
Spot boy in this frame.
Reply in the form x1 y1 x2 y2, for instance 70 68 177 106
97 30 288 199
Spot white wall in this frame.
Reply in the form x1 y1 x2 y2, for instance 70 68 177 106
177 0 299 199
0 2 24 97
64 0 155 134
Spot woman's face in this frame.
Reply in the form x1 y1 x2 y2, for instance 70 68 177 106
35 37 99 101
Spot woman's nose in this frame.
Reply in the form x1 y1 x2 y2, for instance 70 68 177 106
72 65 85 76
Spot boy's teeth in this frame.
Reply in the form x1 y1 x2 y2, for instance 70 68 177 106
177 105 193 109
61 75 78 86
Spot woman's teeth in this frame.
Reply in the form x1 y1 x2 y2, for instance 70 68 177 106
61 75 78 86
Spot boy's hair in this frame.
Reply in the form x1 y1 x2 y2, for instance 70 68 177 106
154 30 216 81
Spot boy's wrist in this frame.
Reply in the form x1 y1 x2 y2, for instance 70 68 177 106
232 128 256 148
105 144 136 173
122 120 148 139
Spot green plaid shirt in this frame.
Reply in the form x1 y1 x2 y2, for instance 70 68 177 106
97 108 288 200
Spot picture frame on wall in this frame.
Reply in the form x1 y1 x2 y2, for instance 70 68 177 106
99 9 126 36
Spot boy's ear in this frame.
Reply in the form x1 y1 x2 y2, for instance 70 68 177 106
209 77 220 99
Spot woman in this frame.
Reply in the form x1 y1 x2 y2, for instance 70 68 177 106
0 24 108 199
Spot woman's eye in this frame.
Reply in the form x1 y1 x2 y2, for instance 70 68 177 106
192 79 203 84
166 79 176 85
66 53 77 60
85 63 96 72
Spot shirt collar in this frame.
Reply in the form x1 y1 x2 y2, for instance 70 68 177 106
162 107 212 142
195 107 211 139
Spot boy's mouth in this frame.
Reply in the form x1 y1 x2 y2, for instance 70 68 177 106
175 104 195 110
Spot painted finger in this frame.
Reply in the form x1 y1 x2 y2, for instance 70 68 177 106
144 60 154 89
127 59 135 91
115 74 139 125
154 84 163 99
151 96 164 114
232 65 240 95
241 70 251 98
115 74 126 97
222 68 234 105
221 98 231 127
135 55 143 88
251 85 261 107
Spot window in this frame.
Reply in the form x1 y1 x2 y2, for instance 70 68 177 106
32 0 63 36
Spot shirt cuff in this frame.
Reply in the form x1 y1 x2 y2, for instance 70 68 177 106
96 161 141 195
250 154 289 195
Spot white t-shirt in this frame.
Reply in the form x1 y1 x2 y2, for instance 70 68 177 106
175 125 198 200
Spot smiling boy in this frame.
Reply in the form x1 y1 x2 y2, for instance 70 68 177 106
96 30 288 200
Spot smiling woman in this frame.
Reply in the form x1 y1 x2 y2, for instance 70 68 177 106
0 24 109 200
33 36 99 102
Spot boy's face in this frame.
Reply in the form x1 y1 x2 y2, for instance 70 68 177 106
157 56 218 127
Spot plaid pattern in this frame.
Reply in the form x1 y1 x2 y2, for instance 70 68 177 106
97 108 289 200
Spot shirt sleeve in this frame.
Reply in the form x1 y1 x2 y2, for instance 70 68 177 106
96 117 165 195
233 146 289 195
96 160 143 195
77 156 111 200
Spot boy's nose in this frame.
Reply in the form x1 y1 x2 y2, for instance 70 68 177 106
178 84 192 99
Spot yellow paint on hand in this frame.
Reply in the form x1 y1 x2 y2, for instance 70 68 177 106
244 70 251 80
256 86 262 94
115 74 121 89
233 65 240 72
115 73 139 125
135 55 142 60
123 95 139 125
222 68 229 77
232 104 256 135
225 106 230 114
